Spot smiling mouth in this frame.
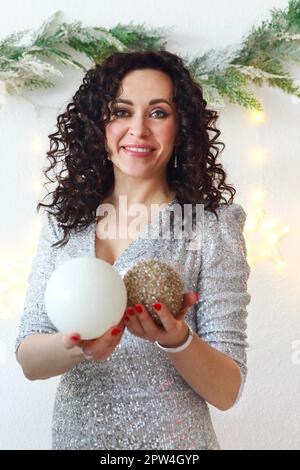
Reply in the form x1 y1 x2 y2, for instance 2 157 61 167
121 147 156 157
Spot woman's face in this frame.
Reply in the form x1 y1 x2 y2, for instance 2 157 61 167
105 68 178 178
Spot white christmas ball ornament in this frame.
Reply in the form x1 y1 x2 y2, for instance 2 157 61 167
45 257 127 340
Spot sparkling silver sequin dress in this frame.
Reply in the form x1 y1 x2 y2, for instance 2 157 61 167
15 199 251 450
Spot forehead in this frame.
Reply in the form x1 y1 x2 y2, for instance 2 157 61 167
117 69 174 101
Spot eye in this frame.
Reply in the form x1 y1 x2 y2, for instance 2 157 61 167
151 109 169 119
111 108 129 118
111 108 169 119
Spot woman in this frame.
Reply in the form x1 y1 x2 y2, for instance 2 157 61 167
15 50 251 450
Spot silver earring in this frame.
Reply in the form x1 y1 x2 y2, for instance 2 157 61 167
103 154 111 166
174 152 178 168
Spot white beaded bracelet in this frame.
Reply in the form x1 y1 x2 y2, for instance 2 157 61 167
155 322 194 353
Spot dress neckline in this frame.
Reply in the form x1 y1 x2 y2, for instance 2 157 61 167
93 197 177 267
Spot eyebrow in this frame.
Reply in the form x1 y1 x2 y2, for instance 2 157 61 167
112 98 173 107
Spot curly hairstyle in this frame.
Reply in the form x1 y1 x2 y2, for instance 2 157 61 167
37 49 236 248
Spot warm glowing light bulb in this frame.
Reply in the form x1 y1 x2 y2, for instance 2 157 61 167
252 189 265 204
245 220 256 231
1 284 27 317
275 260 286 271
259 247 268 256
262 218 275 232
249 110 265 125
269 233 279 244
244 206 290 268
251 149 268 163
31 135 43 153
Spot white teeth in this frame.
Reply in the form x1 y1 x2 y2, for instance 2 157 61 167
124 147 153 153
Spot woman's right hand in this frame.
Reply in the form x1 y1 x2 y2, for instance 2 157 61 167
62 319 125 362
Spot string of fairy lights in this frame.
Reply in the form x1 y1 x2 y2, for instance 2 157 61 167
245 109 290 270
0 102 290 335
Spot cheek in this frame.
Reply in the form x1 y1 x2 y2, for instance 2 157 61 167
158 122 177 144
105 122 123 146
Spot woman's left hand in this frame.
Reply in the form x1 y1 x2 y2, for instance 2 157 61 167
123 292 199 348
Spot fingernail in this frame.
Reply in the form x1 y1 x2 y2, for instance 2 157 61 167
70 334 80 342
134 304 143 314
84 353 93 360
193 292 199 301
111 327 121 336
124 314 129 321
126 307 135 316
152 303 162 311
80 347 93 360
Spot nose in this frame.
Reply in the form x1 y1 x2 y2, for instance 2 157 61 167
128 114 151 138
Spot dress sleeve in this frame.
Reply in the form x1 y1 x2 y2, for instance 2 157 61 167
194 203 251 406
14 210 61 355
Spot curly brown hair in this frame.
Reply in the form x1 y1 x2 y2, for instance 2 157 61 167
37 50 236 248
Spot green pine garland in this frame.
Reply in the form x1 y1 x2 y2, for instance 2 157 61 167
0 0 299 110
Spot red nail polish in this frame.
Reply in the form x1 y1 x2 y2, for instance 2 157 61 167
124 314 129 321
194 292 199 301
153 303 162 311
134 304 143 314
127 307 135 316
111 327 121 336
70 334 80 342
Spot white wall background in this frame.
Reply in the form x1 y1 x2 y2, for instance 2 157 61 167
1 0 299 450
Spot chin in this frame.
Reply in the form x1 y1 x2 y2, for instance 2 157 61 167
123 168 152 178
114 160 155 176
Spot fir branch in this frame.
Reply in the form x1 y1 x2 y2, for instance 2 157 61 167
28 47 86 71
108 22 171 51
187 43 243 76
0 2 300 109
213 67 263 110
65 25 128 63
270 0 300 30
24 76 57 91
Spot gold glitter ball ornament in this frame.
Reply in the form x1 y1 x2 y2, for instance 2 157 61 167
123 259 184 325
